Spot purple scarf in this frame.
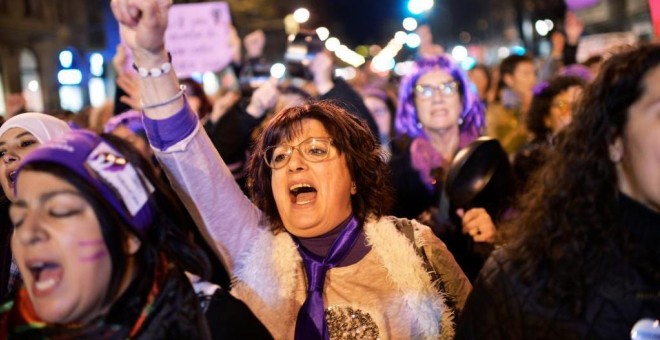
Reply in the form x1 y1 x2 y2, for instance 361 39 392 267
291 215 362 339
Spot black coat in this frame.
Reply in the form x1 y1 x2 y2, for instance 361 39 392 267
456 194 660 339
0 264 212 339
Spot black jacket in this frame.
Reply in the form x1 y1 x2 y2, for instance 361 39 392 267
0 264 212 339
456 194 660 339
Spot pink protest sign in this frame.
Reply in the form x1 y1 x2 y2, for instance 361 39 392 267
165 1 233 78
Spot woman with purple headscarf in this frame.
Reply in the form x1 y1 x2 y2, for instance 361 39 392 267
0 113 71 301
390 55 498 279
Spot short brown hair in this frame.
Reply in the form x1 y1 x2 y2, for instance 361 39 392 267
247 100 394 233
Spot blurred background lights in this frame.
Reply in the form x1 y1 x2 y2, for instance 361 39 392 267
460 56 476 70
535 20 549 36
57 69 82 85
511 45 526 55
407 0 434 14
544 19 554 31
394 61 415 76
394 31 408 45
498 46 511 58
59 50 73 68
88 78 106 107
27 80 39 92
334 66 357 80
202 72 220 95
402 17 418 31
59 86 83 111
270 63 286 79
89 53 104 77
325 37 341 51
369 44 382 56
451 45 468 61
315 27 330 41
371 55 396 72
190 72 203 83
405 33 421 48
355 45 369 57
293 8 310 24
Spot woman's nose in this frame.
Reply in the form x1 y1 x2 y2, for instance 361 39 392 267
2 152 18 164
287 148 308 172
15 214 46 246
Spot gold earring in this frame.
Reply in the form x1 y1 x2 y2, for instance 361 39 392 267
351 182 357 194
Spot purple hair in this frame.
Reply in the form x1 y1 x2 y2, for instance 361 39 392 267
395 55 485 138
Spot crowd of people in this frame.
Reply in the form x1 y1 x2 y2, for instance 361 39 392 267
0 0 657 338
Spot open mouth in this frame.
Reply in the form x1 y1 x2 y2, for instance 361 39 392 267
7 171 16 187
28 261 63 295
289 183 317 205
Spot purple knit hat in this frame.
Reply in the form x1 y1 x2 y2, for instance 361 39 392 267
16 130 155 235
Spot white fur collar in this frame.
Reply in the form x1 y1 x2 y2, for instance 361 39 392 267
233 217 450 339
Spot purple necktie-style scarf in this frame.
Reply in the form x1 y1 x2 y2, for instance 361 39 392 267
292 215 361 340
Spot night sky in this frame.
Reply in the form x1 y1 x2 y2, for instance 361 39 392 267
311 0 402 46
308 0 498 48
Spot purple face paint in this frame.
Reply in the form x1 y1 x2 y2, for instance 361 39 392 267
78 239 104 247
79 249 108 262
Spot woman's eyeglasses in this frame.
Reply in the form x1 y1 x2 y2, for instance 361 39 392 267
263 137 334 169
414 80 459 99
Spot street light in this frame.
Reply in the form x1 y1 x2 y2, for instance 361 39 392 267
405 33 421 48
325 37 341 51
293 8 310 24
407 0 434 15
403 17 418 31
316 27 330 41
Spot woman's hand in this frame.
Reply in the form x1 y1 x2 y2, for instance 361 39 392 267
111 0 181 119
246 78 280 118
110 0 171 61
457 208 496 243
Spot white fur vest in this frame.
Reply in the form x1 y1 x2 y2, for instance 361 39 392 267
231 216 456 339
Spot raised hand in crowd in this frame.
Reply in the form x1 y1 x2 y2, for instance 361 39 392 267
245 77 280 118
457 208 496 243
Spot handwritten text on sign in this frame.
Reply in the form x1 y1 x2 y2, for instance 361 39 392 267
165 2 232 78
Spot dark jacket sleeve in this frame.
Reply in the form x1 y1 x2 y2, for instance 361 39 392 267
455 251 524 340
318 77 380 139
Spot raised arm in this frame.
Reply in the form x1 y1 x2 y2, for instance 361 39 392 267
110 0 264 272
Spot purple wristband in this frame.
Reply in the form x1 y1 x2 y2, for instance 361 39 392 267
142 100 198 150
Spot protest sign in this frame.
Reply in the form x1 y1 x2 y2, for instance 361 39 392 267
165 1 233 78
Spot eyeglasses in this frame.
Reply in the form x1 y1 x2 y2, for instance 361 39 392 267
263 137 334 169
414 81 459 99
